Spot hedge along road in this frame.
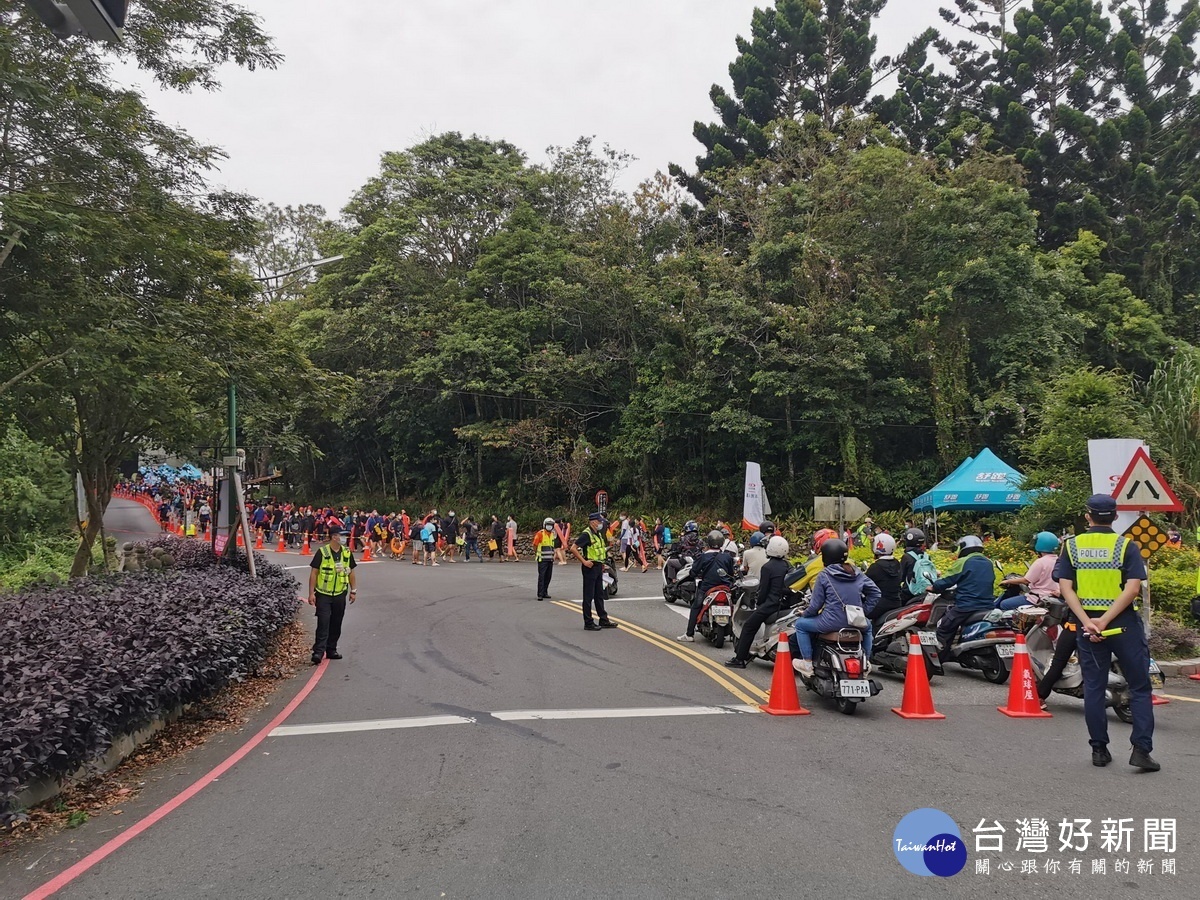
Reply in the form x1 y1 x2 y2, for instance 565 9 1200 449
4 504 1199 899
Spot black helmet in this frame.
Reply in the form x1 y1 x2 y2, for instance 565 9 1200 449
820 539 849 567
903 528 926 549
705 529 724 549
760 520 776 535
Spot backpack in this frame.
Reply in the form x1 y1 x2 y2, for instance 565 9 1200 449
905 550 937 596
409 522 422 541
662 526 672 544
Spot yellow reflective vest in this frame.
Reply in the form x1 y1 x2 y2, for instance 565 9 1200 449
1064 531 1133 612
316 545 353 596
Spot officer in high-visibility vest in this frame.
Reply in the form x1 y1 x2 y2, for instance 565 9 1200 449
533 517 560 601
570 512 618 631
308 529 358 665
1055 494 1157 771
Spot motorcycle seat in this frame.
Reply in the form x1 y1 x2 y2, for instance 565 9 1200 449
962 609 992 626
820 630 862 642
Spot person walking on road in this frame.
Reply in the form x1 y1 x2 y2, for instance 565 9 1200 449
534 517 560 601
462 516 482 561
1056 493 1158 771
571 512 618 631
308 530 358 664
506 515 520 561
489 515 504 560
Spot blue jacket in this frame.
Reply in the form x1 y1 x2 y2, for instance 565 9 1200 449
692 550 736 597
802 566 880 632
931 551 996 611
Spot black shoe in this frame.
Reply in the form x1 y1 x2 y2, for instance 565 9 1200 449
326 651 343 660
311 655 323 665
1092 746 1112 767
1130 748 1160 771
536 596 545 601
598 620 619 628
544 595 552 600
724 657 748 668
584 621 602 631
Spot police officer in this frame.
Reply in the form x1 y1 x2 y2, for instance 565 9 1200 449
1055 494 1158 771
308 528 358 665
570 512 618 631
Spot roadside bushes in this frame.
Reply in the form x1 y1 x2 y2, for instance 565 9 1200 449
0 539 299 821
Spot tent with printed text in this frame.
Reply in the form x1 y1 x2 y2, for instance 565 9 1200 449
911 448 1041 512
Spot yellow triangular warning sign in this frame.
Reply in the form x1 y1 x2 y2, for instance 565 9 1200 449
1111 448 1183 511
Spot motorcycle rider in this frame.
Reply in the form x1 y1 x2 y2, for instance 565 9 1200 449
664 519 702 590
677 530 736 642
741 532 768 578
898 528 935 606
865 533 903 631
725 535 791 668
931 535 997 659
998 531 1061 610
789 539 879 677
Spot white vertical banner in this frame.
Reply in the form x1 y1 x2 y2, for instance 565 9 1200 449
1087 439 1146 534
742 462 766 531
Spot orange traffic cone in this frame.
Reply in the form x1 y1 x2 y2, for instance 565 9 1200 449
1152 693 1171 705
361 541 373 562
255 530 264 550
301 534 310 555
236 528 244 548
758 633 811 716
998 635 1052 718
892 634 946 719
1190 674 1200 682
277 533 287 553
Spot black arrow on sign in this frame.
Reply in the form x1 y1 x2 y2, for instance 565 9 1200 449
1126 481 1141 500
1147 482 1161 500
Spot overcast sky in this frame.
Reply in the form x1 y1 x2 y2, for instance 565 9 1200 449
118 0 946 215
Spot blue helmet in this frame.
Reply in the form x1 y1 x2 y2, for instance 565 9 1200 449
1033 531 1060 554
684 520 699 535
961 620 996 642
749 532 764 548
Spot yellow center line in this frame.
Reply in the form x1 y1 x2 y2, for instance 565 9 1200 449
549 600 768 705
1156 693 1200 703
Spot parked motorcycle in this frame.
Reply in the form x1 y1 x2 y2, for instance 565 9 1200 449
1014 599 1166 722
918 591 1017 684
603 550 619 597
798 628 883 715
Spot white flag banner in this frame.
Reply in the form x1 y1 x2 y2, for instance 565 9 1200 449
743 462 767 531
1087 439 1145 534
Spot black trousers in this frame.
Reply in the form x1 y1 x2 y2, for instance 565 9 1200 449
734 601 782 661
1038 625 1078 699
581 563 608 623
537 559 554 598
313 592 347 657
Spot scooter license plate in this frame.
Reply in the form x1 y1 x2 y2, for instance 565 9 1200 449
918 631 939 646
709 605 732 617
996 644 1016 659
839 680 872 698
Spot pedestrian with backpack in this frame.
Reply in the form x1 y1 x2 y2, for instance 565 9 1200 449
899 527 939 605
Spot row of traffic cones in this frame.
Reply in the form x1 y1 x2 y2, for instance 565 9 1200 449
757 630 1062 720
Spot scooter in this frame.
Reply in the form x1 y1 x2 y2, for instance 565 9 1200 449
918 591 1018 684
798 628 883 715
1016 599 1166 722
695 585 736 648
603 550 619 597
870 600 944 679
661 551 695 606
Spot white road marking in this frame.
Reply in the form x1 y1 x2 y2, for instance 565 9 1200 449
269 705 758 737
492 705 758 721
271 714 475 736
598 595 667 602
667 605 691 619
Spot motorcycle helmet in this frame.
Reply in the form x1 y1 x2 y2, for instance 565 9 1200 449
1033 531 1060 554
812 528 838 552
820 538 849 566
956 534 984 554
903 528 926 549
872 534 897 557
961 620 995 642
705 529 724 549
749 532 764 548
765 535 790 559
684 520 699 535
760 520 776 536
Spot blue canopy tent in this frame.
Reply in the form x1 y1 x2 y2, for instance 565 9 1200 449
911 448 1039 513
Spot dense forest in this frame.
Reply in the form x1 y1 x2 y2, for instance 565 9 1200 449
6 1 1200 577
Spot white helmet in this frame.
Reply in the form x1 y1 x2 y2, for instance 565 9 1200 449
765 535 790 559
543 517 555 528
872 534 896 557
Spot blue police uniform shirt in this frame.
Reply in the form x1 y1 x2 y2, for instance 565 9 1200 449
1052 526 1147 592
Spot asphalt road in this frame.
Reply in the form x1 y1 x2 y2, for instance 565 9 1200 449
4 501 1200 899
